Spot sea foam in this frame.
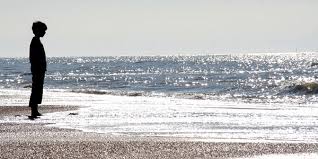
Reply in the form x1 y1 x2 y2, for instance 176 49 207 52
2 89 318 143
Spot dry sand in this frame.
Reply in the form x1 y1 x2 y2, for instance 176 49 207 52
0 106 318 159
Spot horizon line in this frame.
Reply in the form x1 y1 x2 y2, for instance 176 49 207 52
1 51 318 58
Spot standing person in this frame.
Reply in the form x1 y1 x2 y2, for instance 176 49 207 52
29 21 47 119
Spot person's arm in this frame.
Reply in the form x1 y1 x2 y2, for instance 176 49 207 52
30 38 46 73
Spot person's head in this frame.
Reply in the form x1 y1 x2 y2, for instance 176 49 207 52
32 21 47 37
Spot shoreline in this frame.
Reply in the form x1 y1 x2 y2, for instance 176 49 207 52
1 106 318 158
0 105 79 117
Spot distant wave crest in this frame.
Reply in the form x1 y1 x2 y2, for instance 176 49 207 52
285 82 318 95
70 89 145 97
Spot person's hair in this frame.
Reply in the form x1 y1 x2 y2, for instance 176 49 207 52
32 21 47 35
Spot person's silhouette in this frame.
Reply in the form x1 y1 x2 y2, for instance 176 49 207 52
29 21 47 118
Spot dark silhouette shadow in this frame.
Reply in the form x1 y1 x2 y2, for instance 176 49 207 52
29 21 47 119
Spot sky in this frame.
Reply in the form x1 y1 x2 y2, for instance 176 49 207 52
0 0 317 57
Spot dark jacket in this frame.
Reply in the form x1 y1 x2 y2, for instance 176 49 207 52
29 37 47 73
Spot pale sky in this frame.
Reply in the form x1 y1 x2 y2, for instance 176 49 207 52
1 0 317 57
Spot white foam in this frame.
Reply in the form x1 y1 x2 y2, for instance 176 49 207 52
2 89 318 142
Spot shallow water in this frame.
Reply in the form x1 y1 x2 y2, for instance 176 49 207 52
2 89 318 143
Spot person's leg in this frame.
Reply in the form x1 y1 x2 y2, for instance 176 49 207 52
29 73 44 117
36 73 44 105
30 104 38 117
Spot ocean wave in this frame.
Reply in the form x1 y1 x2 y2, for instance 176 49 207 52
20 73 32 76
70 89 145 97
284 82 318 95
69 89 209 100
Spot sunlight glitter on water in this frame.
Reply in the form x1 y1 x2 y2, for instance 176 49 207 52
2 89 318 143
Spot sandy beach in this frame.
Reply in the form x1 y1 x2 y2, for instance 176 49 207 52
0 106 317 159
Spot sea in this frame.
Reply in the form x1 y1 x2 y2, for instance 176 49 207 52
1 52 318 143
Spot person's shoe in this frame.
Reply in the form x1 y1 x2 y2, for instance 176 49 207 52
28 115 39 119
31 105 41 117
31 104 42 116
35 112 42 116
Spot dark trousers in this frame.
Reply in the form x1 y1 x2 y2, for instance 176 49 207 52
29 73 45 107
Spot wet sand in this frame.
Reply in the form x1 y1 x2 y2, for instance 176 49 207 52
1 106 318 159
